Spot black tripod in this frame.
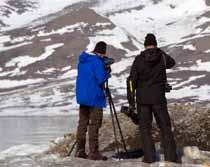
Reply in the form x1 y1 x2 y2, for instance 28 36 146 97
105 81 128 154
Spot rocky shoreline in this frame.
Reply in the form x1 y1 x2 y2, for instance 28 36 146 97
44 103 210 166
0 103 209 167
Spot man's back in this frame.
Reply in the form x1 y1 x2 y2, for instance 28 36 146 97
128 34 178 163
76 52 108 108
130 48 175 104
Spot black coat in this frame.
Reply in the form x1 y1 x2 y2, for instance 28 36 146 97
129 48 175 104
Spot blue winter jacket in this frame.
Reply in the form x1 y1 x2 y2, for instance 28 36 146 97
76 52 109 108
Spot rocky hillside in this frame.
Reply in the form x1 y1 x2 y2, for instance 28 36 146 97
0 0 210 115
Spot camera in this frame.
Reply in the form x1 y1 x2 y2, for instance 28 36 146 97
165 82 172 93
120 106 138 125
103 56 115 74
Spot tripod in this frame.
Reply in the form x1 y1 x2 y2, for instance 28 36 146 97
105 81 128 154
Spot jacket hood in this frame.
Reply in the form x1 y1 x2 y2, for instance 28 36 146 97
79 52 99 63
142 48 161 66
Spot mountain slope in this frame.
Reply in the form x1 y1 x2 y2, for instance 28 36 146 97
0 0 210 115
0 4 141 115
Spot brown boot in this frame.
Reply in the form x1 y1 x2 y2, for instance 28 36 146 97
75 139 87 159
75 150 88 159
88 152 107 161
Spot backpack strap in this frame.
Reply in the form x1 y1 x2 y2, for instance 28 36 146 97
162 51 167 68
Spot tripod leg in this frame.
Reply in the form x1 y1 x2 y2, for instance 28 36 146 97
67 140 77 156
109 98 120 154
105 81 127 154
110 97 128 153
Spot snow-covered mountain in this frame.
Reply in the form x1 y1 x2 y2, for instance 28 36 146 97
0 0 210 115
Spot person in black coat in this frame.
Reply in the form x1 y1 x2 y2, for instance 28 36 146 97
127 33 177 163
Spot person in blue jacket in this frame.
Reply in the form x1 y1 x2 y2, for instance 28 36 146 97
75 41 109 160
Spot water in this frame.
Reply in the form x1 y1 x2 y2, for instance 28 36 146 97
0 116 78 151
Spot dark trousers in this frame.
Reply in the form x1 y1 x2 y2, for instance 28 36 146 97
76 105 103 154
138 103 177 163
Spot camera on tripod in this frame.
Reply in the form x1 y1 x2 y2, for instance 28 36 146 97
165 82 172 93
103 56 115 74
120 106 138 125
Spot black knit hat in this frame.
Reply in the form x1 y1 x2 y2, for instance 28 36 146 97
144 33 157 46
93 41 107 54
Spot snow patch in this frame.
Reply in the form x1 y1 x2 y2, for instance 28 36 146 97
0 79 44 89
36 68 56 74
95 22 112 27
173 75 206 88
0 144 48 160
0 0 84 30
61 66 71 72
0 35 10 44
93 0 208 46
0 42 33 53
183 44 196 51
10 36 35 44
6 43 64 68
111 57 134 74
40 38 52 42
0 69 27 77
166 84 210 101
59 69 77 80
204 49 210 53
37 23 88 37
87 27 130 51
176 60 210 72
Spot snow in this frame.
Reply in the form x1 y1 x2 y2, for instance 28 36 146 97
31 26 45 32
95 22 112 27
87 27 132 52
59 69 77 80
183 44 197 51
0 76 79 116
93 0 150 14
176 60 210 72
0 35 10 44
166 84 210 101
36 68 56 74
111 57 134 74
0 0 6 6
173 75 206 88
0 144 48 160
0 0 84 31
37 23 88 37
6 43 64 68
10 36 35 44
0 79 44 89
0 0 210 115
204 49 210 53
61 66 71 72
40 38 52 42
93 0 208 46
0 42 33 53
0 69 27 77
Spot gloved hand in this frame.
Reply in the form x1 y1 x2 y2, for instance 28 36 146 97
128 105 138 125
128 105 136 114
105 66 112 78
106 66 112 74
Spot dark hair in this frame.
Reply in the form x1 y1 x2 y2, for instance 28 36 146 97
93 41 107 54
144 33 157 47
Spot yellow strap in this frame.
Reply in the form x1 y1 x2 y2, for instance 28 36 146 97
129 80 133 94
